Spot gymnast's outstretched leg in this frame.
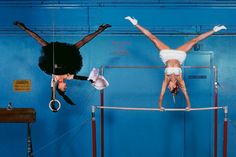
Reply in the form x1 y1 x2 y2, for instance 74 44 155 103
125 16 170 50
14 21 48 46
74 24 111 48
177 25 226 52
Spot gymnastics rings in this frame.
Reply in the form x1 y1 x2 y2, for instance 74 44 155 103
48 99 61 112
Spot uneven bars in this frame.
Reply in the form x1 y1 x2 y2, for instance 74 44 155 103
98 65 220 157
95 106 225 112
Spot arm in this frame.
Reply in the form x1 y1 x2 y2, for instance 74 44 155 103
158 76 169 109
56 86 76 105
177 76 191 108
73 75 95 83
73 75 89 81
125 16 169 50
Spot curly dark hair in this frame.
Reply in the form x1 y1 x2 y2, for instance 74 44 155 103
39 42 83 75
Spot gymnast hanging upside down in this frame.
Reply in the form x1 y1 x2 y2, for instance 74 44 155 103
14 21 111 110
125 16 226 111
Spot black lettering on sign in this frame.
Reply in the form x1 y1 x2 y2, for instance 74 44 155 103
188 75 207 79
13 80 32 92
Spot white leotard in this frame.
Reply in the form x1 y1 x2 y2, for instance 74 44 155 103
160 49 186 65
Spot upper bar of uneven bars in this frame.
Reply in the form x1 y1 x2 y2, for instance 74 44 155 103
94 106 225 112
103 65 215 69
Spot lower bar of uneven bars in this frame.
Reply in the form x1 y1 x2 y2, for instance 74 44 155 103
95 106 225 111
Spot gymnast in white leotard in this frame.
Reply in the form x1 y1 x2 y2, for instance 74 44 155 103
125 16 226 110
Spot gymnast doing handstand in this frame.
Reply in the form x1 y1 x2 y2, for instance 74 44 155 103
125 16 226 110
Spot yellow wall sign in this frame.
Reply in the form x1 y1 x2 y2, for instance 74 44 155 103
13 80 32 92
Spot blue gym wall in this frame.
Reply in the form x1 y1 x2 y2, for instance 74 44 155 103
0 1 235 157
